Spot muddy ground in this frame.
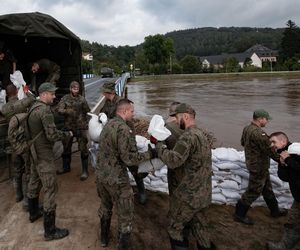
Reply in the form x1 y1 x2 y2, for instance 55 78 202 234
0 153 299 250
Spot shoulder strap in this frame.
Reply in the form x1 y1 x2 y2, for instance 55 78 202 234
27 103 44 143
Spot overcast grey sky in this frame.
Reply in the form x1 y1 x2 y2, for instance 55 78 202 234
1 0 299 46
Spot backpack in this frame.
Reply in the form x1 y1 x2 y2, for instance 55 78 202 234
8 107 42 155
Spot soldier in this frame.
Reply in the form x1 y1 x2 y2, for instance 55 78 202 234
0 46 17 88
30 58 60 92
27 82 72 241
96 99 155 249
165 101 184 196
57 81 90 180
98 80 147 204
268 132 300 250
234 109 287 225
1 84 35 209
152 103 214 250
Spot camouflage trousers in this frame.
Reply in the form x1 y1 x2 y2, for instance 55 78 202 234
62 130 89 157
168 197 211 248
96 176 134 234
286 200 300 230
167 168 184 197
12 152 30 180
27 158 58 212
241 169 276 206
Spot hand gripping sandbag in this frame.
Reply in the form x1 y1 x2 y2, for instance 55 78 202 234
288 142 300 155
10 70 26 100
88 112 107 142
136 135 165 173
147 114 171 141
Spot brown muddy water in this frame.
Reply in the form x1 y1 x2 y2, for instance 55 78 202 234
127 76 300 150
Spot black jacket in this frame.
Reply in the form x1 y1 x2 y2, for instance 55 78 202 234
277 142 300 202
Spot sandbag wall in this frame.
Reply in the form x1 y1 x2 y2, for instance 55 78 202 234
128 147 293 209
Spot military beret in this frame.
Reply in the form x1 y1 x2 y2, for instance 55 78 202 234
101 81 116 93
253 109 272 120
38 82 58 93
173 103 196 116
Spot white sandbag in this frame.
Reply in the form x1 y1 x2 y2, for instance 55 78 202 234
212 147 243 162
10 70 26 99
143 177 151 185
138 158 165 173
0 89 6 110
147 114 171 141
148 174 161 181
270 175 283 187
135 135 149 152
241 178 249 189
288 143 300 155
88 112 107 142
159 166 168 175
213 162 241 170
219 180 239 190
212 193 226 204
221 189 241 200
161 175 168 183
89 141 99 168
225 174 242 184
231 169 249 179
212 188 222 194
150 179 168 189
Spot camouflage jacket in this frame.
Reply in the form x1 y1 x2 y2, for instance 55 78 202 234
156 126 212 209
2 93 35 121
57 94 90 130
241 122 279 172
99 95 123 119
28 100 69 159
96 115 151 185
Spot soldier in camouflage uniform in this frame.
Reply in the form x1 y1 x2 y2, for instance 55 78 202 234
1 84 35 208
27 82 72 241
98 81 148 205
234 109 287 225
268 132 300 250
165 101 184 197
153 103 214 250
96 99 154 249
57 81 90 180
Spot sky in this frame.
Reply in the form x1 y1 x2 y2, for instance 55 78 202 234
1 0 300 47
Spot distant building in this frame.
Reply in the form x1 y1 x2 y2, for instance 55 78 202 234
82 52 93 61
199 44 277 69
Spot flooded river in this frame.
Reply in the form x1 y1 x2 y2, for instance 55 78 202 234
127 76 300 149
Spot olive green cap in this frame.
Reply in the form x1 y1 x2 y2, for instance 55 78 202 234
101 81 116 93
173 103 196 116
38 82 57 93
253 109 272 120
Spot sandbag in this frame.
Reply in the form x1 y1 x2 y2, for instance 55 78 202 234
88 112 107 142
288 142 300 155
10 70 26 100
147 114 171 141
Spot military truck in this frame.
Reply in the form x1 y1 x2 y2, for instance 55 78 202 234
0 12 83 156
100 67 114 78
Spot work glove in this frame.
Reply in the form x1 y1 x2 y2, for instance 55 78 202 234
23 85 29 93
150 135 158 145
148 144 158 159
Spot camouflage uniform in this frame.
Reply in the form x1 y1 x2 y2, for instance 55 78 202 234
240 122 279 206
156 126 212 247
165 121 184 196
1 93 35 202
96 115 152 234
57 93 90 175
27 100 70 212
99 94 123 119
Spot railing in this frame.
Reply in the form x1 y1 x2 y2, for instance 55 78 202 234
115 72 130 97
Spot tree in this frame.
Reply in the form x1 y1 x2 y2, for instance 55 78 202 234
180 55 201 73
223 57 240 72
280 20 300 61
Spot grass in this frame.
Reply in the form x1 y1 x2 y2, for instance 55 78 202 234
130 71 300 82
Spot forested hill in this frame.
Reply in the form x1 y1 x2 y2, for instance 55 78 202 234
165 27 284 59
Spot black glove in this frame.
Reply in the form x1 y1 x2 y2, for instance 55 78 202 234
148 144 158 159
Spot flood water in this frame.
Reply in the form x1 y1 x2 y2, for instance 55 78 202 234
127 76 300 150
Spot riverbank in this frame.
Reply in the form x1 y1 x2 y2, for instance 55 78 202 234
131 71 300 82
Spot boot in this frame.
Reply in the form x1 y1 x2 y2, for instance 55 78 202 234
99 216 111 247
22 178 28 211
44 210 69 241
267 227 300 250
134 175 147 205
169 237 188 250
15 176 23 202
57 154 71 175
80 154 89 181
197 242 216 250
28 197 43 223
118 232 131 250
265 197 288 218
233 200 254 225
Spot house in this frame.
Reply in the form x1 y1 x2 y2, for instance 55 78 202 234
199 44 277 69
82 52 93 61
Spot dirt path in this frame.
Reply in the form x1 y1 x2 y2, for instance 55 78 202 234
0 152 298 250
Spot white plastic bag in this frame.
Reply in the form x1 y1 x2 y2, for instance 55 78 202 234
88 112 107 142
147 114 171 141
288 143 300 155
10 70 26 100
0 89 6 110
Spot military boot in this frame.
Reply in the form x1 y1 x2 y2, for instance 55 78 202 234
57 154 71 175
28 197 43 223
169 237 188 250
22 179 28 211
233 200 254 225
44 210 69 241
267 227 300 250
80 154 89 181
118 232 131 250
99 215 111 247
14 176 23 202
265 197 288 218
134 175 147 205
